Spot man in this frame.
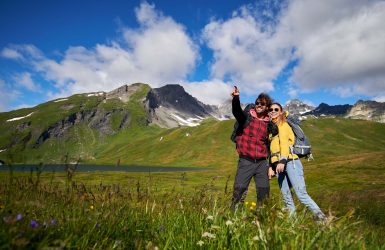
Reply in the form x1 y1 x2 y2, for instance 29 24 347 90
231 86 273 209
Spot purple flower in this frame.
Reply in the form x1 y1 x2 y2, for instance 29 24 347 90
30 220 39 228
16 214 23 221
50 219 57 226
95 223 101 228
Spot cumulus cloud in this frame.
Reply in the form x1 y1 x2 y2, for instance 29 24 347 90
1 47 23 60
0 79 21 112
2 2 198 98
202 7 290 95
279 0 385 98
0 44 43 61
202 0 385 102
14 72 41 92
181 79 233 105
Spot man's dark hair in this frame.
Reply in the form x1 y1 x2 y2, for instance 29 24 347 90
255 93 273 108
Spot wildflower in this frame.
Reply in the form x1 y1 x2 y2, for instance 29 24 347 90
197 240 204 246
245 201 249 206
252 235 260 241
30 220 39 228
202 232 216 239
50 219 57 226
95 223 101 228
206 215 214 221
16 214 23 221
90 205 95 210
225 220 233 226
251 202 257 207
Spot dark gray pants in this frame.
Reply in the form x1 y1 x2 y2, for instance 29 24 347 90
231 158 270 209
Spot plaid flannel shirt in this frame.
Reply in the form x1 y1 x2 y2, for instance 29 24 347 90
235 118 268 160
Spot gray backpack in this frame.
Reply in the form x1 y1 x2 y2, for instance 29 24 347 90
286 115 313 159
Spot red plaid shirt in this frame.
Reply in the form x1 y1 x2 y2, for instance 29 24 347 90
235 117 269 160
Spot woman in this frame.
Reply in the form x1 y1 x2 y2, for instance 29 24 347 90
268 103 326 220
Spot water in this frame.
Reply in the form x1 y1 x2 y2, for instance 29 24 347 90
0 164 212 173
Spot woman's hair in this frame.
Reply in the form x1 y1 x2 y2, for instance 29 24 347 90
270 102 286 125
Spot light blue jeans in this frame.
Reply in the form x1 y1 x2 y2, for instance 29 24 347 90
277 159 325 219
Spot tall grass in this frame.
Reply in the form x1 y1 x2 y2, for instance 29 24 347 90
1 168 382 249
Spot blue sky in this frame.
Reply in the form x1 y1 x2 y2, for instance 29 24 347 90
1 0 385 112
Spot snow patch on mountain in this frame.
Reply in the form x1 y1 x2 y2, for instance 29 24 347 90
6 112 34 122
171 114 201 127
54 98 68 102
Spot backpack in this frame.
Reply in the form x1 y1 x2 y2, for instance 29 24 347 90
286 115 313 160
230 103 255 142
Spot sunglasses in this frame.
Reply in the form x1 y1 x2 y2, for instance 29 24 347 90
255 101 266 106
268 108 281 112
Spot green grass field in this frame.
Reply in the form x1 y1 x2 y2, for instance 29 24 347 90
1 117 385 248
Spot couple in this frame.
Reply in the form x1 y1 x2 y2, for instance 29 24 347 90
230 86 325 220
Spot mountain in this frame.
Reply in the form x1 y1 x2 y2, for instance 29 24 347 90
303 103 353 117
345 100 385 123
284 99 315 117
0 83 233 163
299 100 385 123
2 82 385 164
106 84 232 128
145 84 215 128
0 83 152 163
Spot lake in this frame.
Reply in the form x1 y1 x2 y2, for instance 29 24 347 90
0 164 213 173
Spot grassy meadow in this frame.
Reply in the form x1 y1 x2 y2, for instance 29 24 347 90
1 117 385 248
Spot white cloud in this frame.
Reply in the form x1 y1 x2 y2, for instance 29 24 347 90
374 95 385 103
14 72 41 92
181 79 233 105
279 0 385 97
202 0 385 102
1 47 23 60
2 2 198 98
202 8 290 95
0 79 21 112
1 44 43 61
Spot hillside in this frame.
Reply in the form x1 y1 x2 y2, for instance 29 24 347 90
2 104 385 168
0 83 152 164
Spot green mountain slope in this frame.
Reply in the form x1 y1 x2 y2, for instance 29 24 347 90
0 83 152 163
1 87 385 168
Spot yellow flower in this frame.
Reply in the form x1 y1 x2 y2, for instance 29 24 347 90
90 205 95 210
245 202 249 206
251 202 257 206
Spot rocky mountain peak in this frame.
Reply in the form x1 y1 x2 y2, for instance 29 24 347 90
146 84 212 116
106 83 148 102
145 84 217 128
345 100 385 123
284 99 315 116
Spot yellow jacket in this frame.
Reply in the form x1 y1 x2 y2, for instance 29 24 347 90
270 121 299 163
